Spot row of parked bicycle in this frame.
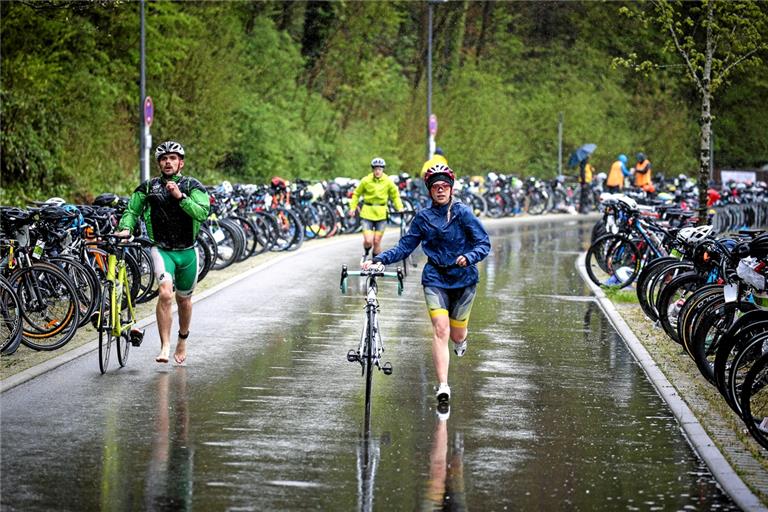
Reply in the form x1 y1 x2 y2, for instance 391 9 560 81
0 175 414 357
1 170 763 358
584 193 768 450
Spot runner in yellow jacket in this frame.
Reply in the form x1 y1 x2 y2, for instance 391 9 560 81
349 157 404 264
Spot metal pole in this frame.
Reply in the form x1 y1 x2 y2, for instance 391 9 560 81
426 2 433 161
557 112 563 176
139 0 148 183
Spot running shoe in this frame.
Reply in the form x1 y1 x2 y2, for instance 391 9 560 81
453 339 467 357
436 402 450 421
436 383 451 403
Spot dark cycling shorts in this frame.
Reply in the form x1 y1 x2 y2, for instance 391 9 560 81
423 285 477 328
361 219 387 234
150 247 198 296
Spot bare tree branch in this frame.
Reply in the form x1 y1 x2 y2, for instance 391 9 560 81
719 47 761 79
661 6 704 95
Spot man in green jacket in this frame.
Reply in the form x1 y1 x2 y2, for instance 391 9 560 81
116 140 210 365
349 157 404 264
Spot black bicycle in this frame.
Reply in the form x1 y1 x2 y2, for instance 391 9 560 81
340 264 403 428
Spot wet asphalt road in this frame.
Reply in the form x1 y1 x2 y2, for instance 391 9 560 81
1 217 737 511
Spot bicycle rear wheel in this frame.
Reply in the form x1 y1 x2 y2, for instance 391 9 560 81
0 276 23 354
117 331 130 367
98 283 114 374
740 351 768 450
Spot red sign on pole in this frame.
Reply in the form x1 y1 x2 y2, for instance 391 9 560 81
429 114 438 136
144 96 154 127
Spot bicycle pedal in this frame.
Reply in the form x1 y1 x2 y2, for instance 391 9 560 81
347 349 359 363
130 328 145 347
381 362 393 375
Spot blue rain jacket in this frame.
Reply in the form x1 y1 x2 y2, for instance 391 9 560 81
374 201 491 289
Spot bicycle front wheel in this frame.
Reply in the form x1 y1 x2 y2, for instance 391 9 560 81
585 234 641 288
98 283 114 374
740 351 768 450
11 263 81 351
363 308 376 426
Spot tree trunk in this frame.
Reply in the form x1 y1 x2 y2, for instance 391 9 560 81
697 91 712 225
475 1 493 62
697 1 714 226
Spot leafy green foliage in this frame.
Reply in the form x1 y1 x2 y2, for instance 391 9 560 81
1 1 765 205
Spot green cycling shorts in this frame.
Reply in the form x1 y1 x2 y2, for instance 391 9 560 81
150 246 199 296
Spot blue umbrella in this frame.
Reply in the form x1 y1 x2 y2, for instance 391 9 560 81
568 143 597 167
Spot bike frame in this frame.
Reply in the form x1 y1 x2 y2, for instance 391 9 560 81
106 247 136 338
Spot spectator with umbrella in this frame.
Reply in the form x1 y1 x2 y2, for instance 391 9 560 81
568 143 597 213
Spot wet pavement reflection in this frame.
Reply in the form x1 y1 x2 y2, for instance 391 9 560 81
1 218 738 510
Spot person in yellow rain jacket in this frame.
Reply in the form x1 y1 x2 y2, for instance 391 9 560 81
633 152 652 189
349 157 404 264
606 154 630 193
420 147 449 178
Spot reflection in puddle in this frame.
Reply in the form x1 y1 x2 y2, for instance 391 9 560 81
144 368 194 510
424 414 466 511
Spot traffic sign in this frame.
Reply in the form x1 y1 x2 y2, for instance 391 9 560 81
429 114 438 136
144 96 154 127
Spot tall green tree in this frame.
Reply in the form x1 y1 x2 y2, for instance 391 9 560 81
617 0 768 219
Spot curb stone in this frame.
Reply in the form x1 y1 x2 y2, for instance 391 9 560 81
576 252 767 512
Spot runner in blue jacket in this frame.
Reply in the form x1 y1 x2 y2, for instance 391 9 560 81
364 164 491 405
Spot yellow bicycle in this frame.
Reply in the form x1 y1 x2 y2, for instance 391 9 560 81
92 235 145 374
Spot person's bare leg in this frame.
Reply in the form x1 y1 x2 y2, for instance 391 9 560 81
372 232 384 257
174 294 192 364
450 326 467 345
155 282 174 363
431 316 451 384
362 232 374 260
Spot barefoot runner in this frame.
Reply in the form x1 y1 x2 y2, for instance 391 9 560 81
116 141 210 364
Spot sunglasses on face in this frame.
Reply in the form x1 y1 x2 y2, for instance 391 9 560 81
430 183 451 192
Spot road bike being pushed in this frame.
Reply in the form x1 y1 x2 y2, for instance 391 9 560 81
91 235 146 374
340 264 403 427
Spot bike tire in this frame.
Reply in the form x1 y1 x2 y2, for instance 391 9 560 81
98 282 113 374
49 256 100 329
364 307 376 427
0 275 23 354
688 297 738 385
585 234 641 288
133 247 156 304
11 263 81 351
655 271 703 345
714 311 768 410
635 257 687 322
740 351 768 450
117 331 130 367
727 331 768 417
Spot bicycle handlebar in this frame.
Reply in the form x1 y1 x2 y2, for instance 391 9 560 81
340 264 404 295
91 234 151 251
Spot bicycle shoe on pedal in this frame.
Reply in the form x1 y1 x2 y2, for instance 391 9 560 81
129 328 145 347
435 383 451 403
